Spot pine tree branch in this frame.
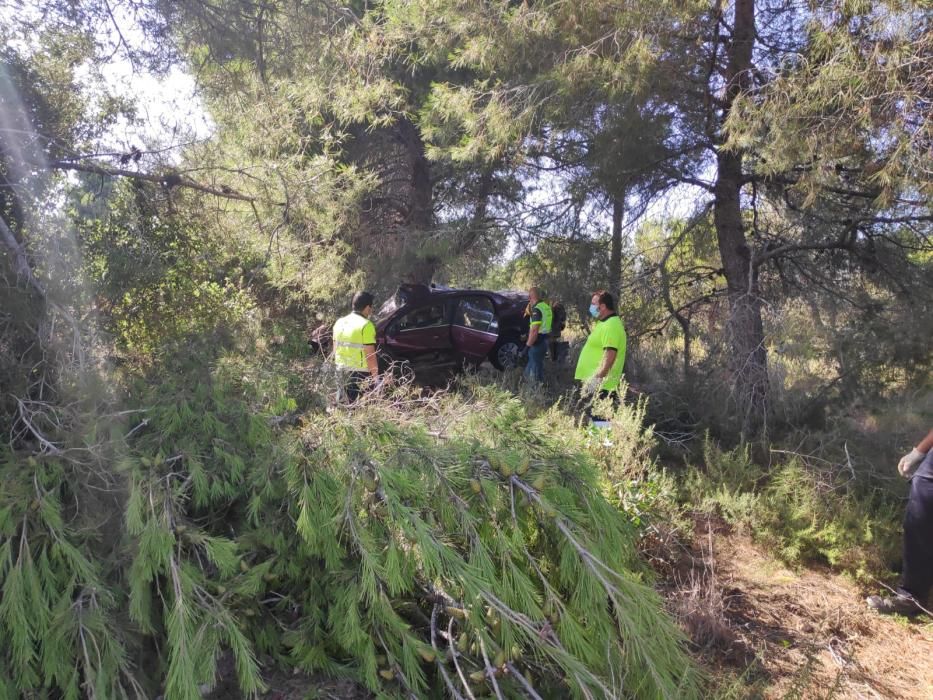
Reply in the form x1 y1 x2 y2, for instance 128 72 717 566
13 396 63 455
752 223 856 268
374 630 420 700
45 159 257 202
479 590 604 699
477 634 505 700
447 617 477 700
513 478 624 586
506 662 544 700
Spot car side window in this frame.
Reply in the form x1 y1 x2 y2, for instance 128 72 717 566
395 303 448 332
453 296 497 333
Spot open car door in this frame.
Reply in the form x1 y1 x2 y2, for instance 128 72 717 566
382 301 453 362
451 295 499 364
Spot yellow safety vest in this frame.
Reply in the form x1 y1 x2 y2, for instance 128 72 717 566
530 301 553 335
333 312 376 371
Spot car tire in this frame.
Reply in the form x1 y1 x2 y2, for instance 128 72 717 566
490 338 522 370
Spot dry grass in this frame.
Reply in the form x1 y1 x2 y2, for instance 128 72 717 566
665 518 933 699
666 519 757 672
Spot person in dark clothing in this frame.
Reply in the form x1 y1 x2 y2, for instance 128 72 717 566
549 301 567 363
867 427 933 615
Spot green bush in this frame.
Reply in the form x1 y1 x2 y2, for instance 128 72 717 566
681 440 761 528
75 183 255 355
756 461 900 575
0 352 701 699
682 438 901 578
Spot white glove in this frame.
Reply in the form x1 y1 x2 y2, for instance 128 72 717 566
898 448 926 478
582 376 603 397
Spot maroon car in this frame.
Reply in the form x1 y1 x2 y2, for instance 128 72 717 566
311 284 530 373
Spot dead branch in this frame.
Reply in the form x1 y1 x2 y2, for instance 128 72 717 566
46 159 258 203
0 215 45 295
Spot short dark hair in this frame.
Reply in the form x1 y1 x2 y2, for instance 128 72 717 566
592 289 615 311
352 291 375 312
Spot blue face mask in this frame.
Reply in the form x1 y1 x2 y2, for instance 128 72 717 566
589 304 599 318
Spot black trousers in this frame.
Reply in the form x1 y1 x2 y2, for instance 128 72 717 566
548 337 567 362
342 371 370 403
901 450 933 602
573 382 618 422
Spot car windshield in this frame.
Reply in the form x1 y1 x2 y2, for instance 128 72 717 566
373 295 401 323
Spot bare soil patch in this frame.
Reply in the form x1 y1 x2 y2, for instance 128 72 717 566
667 519 933 698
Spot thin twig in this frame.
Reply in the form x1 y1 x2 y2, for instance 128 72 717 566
506 662 545 700
431 604 467 700
477 634 505 700
448 617 477 700
870 577 933 617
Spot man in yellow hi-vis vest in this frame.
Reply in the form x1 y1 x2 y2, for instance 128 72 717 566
523 286 553 382
332 291 379 402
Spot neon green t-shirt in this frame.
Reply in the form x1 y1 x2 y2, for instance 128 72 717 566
574 314 627 391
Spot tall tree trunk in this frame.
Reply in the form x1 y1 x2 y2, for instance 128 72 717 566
713 0 768 434
659 237 693 386
398 118 437 283
609 195 624 299
449 169 493 257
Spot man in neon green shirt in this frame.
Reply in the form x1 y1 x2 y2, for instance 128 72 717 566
332 291 379 402
574 289 627 420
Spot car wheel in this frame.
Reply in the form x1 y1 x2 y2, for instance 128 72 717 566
490 338 522 370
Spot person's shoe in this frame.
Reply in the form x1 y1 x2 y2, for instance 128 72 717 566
866 593 923 616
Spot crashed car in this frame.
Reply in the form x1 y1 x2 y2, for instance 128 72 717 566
310 284 530 373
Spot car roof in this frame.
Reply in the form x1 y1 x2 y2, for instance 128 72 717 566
394 283 526 306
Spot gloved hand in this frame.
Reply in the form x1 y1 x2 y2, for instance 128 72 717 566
898 448 926 478
581 375 603 397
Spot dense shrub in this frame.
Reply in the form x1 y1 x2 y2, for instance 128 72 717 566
681 438 902 578
0 350 701 699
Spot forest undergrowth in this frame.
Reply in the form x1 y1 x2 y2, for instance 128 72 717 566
1 296 929 700
1 332 709 699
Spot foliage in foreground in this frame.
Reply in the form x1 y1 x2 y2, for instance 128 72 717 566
0 351 700 699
